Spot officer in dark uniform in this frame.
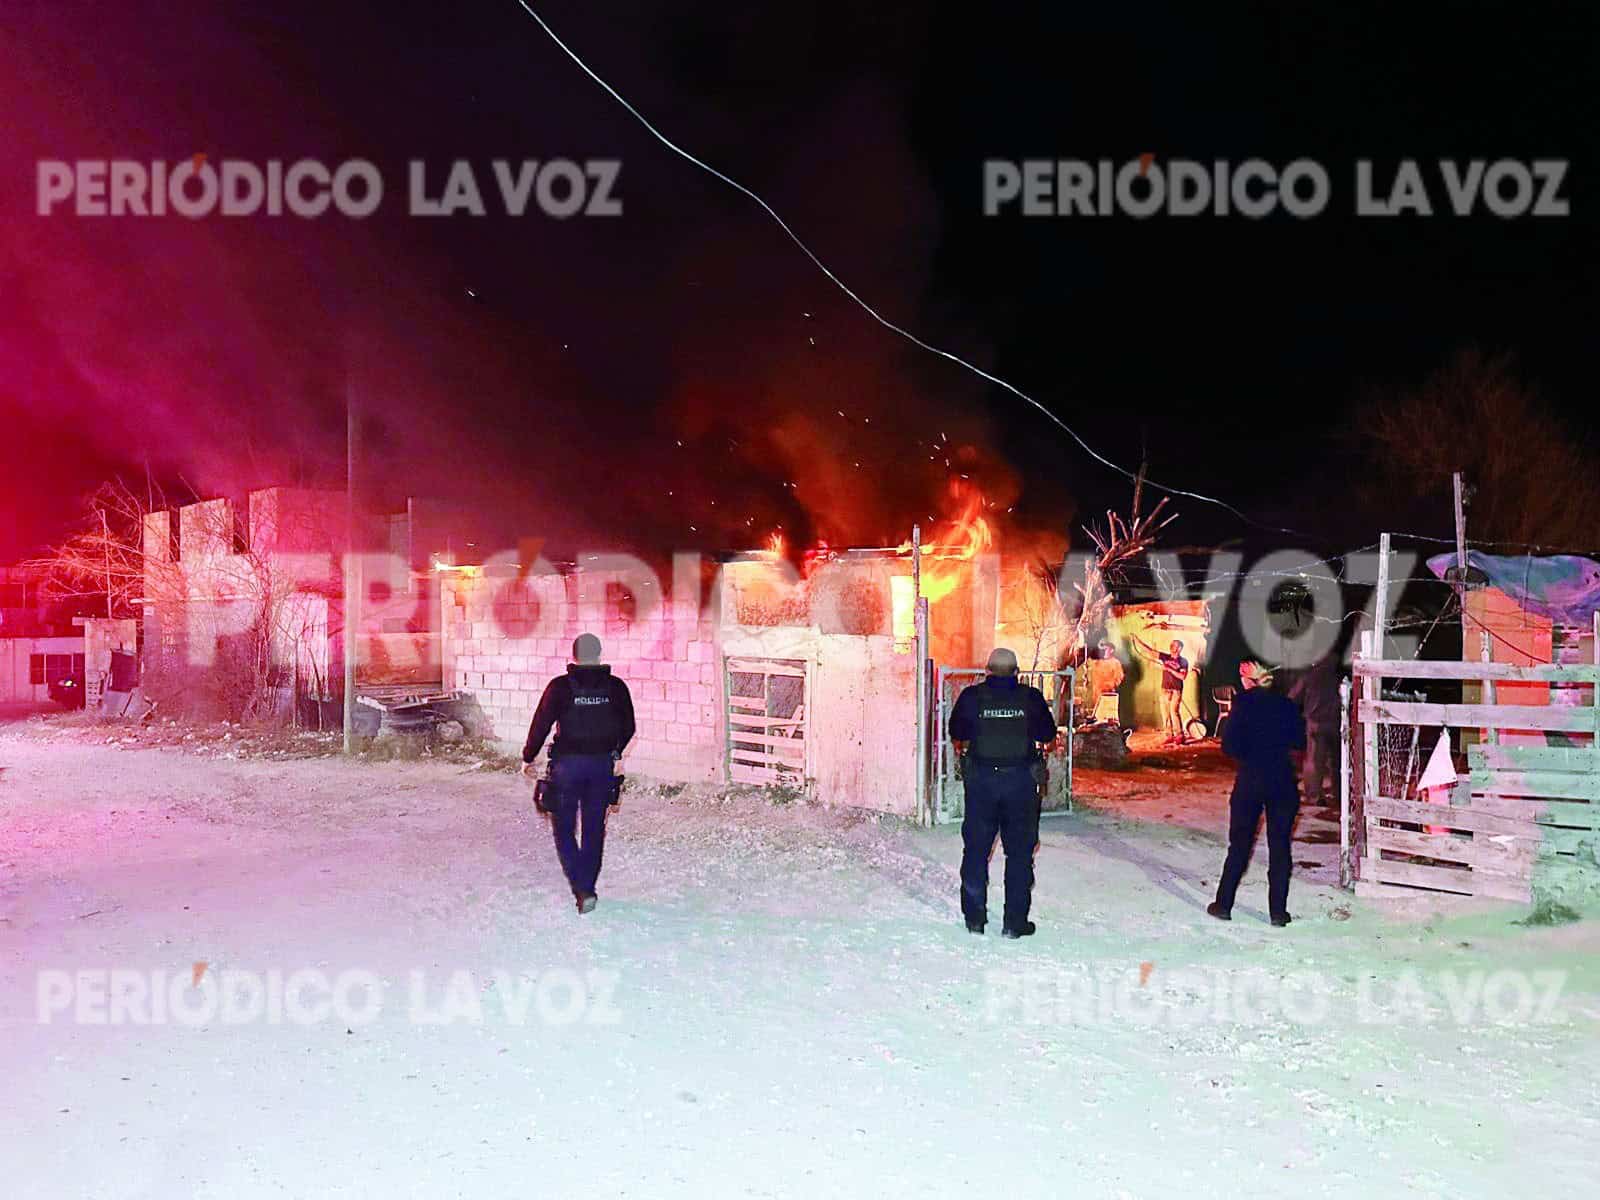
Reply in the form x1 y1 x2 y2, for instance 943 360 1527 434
948 647 1058 938
1208 660 1305 927
522 633 636 914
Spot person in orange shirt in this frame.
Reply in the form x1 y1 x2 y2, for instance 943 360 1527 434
1087 639 1125 723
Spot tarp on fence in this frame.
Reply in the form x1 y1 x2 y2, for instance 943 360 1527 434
1426 551 1600 626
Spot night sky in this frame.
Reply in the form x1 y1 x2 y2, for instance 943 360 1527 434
2 0 1593 561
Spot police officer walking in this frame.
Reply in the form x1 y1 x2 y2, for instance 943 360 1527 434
522 633 636 914
1208 660 1305 927
948 647 1059 938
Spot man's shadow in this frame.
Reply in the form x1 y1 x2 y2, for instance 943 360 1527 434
1052 818 1222 915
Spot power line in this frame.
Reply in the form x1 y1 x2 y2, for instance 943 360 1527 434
1383 529 1600 558
509 2 1309 538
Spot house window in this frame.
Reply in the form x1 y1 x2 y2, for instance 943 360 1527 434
32 653 76 685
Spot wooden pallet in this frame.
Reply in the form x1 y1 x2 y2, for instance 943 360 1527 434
1351 631 1599 902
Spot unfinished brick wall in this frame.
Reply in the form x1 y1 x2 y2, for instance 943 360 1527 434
440 570 723 783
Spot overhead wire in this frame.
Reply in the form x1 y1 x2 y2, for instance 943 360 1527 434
510 1 1310 538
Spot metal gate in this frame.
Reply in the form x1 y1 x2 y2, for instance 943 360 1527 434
930 666 1074 824
725 656 809 787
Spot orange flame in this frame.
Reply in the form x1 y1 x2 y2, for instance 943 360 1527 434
914 489 993 603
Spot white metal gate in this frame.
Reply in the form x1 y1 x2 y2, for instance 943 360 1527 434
725 656 809 787
930 666 1074 824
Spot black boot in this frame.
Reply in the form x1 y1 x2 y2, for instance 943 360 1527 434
1000 921 1036 939
1206 902 1231 921
1270 911 1291 928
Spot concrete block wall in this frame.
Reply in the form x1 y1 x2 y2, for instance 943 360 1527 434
442 572 723 782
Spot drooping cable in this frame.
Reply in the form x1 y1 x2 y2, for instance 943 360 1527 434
510 2 1308 536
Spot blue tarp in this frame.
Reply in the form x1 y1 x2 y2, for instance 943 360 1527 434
1426 551 1600 626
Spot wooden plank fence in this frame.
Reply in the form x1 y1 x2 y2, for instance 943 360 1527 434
1348 612 1600 902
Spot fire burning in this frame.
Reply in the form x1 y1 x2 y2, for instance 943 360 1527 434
736 469 1074 669
905 485 995 605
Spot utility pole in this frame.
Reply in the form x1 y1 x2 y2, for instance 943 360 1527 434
343 389 358 754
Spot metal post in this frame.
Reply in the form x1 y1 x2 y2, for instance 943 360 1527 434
916 598 930 825
1065 666 1075 812
1339 675 1352 890
342 390 357 755
932 665 945 824
912 524 927 823
1452 471 1467 588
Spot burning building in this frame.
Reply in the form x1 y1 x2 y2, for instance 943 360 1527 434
440 506 1077 820
125 476 1078 817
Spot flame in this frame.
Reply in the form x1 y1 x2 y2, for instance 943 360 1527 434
764 531 786 558
912 488 993 604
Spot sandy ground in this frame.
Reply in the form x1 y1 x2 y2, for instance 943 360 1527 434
2 716 1597 1199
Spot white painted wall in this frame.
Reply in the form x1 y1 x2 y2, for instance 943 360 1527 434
0 636 84 702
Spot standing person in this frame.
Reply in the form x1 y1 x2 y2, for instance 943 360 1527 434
1208 661 1305 927
1132 635 1190 744
521 633 636 914
949 647 1059 938
1087 639 1126 724
1286 656 1340 808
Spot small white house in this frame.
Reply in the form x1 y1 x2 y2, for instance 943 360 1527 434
0 635 83 703
0 566 85 703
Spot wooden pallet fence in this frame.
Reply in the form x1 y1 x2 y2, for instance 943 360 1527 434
1350 650 1599 902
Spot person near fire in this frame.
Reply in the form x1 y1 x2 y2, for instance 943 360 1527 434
949 646 1058 938
1207 660 1305 928
521 633 636 914
1286 655 1340 808
1132 634 1190 743
1086 638 1125 723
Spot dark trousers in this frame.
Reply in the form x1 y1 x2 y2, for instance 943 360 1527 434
1302 729 1338 805
1215 781 1299 918
959 762 1040 929
548 754 612 898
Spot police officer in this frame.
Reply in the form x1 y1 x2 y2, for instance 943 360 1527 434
1208 660 1305 927
521 633 636 914
948 647 1058 938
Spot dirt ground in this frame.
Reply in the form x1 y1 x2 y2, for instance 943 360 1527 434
2 713 1597 1199
1075 730 1345 891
